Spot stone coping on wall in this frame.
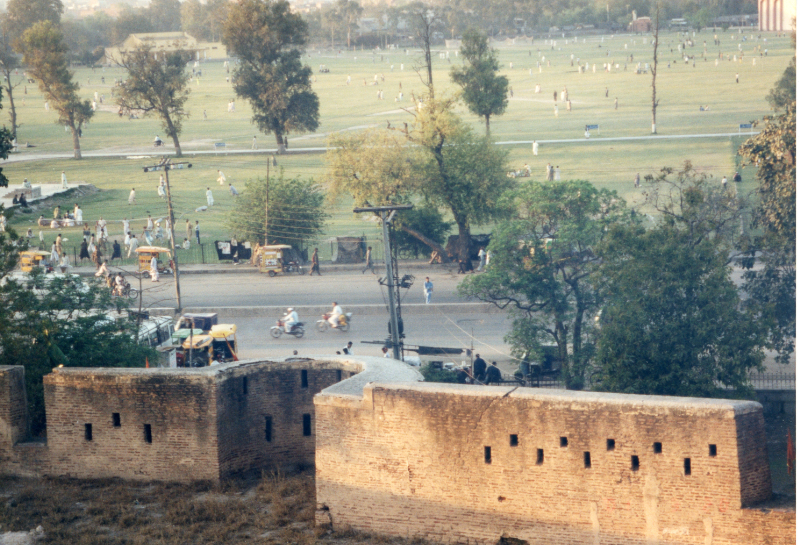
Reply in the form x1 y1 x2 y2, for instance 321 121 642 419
347 382 764 416
44 355 424 396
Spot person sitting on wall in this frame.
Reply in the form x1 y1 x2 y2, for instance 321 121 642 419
485 362 502 385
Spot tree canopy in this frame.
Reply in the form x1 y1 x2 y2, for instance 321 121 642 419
21 21 93 159
116 46 192 157
3 0 63 47
459 180 627 389
592 168 767 397
450 28 509 134
326 96 510 261
222 0 319 152
227 171 328 249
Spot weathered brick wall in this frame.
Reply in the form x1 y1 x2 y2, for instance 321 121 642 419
44 370 221 481
215 362 345 477
1 358 373 482
734 410 773 505
316 383 790 545
0 366 28 463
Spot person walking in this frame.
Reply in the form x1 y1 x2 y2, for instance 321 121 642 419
194 221 201 245
128 188 136 205
186 219 192 241
485 362 502 385
251 136 257 150
554 166 561 181
476 247 486 272
150 255 159 282
473 354 487 382
61 171 68 189
229 183 239 197
309 248 321 275
217 170 227 185
79 239 90 264
532 140 539 156
423 277 433 304
634 173 640 188
362 246 374 274
206 187 214 207
127 234 139 258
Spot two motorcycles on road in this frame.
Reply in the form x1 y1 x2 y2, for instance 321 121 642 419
269 312 352 339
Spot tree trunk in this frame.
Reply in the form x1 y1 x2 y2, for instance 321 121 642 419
71 123 82 160
165 117 182 157
275 132 286 154
5 83 17 140
485 114 490 136
651 1 660 134
455 218 471 263
397 223 451 263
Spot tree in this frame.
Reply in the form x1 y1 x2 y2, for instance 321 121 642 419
459 180 627 389
222 0 319 154
650 0 661 134
0 27 21 140
394 205 452 258
403 2 441 92
738 54 796 364
450 28 508 135
21 21 93 160
115 46 191 157
3 0 63 48
147 0 181 33
227 171 328 248
593 170 767 397
332 0 363 48
326 97 511 262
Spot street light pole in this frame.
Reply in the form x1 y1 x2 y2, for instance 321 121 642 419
354 204 413 360
143 158 191 313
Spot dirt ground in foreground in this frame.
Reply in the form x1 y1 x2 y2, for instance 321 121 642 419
0 469 426 545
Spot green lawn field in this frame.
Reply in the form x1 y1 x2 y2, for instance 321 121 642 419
3 29 792 262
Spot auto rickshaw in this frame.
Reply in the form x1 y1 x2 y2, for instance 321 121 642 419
19 250 52 272
135 246 174 278
179 324 238 367
256 245 303 277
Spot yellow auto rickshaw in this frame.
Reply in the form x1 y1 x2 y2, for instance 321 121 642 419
256 244 303 277
180 324 238 367
19 250 51 272
135 246 174 278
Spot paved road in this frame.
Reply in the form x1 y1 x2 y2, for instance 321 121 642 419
139 267 475 309
4 132 758 164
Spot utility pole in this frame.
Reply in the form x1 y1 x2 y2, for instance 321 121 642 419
354 204 412 360
143 158 191 312
265 159 269 244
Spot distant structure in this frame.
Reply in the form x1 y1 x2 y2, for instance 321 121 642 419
104 32 229 65
759 0 796 30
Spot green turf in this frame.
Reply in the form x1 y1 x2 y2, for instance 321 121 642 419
3 29 792 262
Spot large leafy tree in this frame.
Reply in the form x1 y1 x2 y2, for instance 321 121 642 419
593 167 768 397
222 0 319 154
738 53 796 363
21 21 93 160
459 180 627 389
147 0 182 32
227 171 328 248
450 28 508 135
3 0 62 47
326 96 511 262
115 46 192 157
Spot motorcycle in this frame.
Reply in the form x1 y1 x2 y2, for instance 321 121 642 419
270 319 305 339
316 312 352 333
111 281 138 300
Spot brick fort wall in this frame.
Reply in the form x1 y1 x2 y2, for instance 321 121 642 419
315 383 794 545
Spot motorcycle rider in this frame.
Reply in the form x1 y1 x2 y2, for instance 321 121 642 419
113 273 126 296
328 301 344 328
283 307 300 333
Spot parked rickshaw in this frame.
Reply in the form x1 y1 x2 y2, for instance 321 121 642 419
19 250 51 272
135 246 174 278
256 245 303 277
179 324 238 367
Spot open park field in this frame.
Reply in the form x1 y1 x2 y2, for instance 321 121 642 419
2 29 793 262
